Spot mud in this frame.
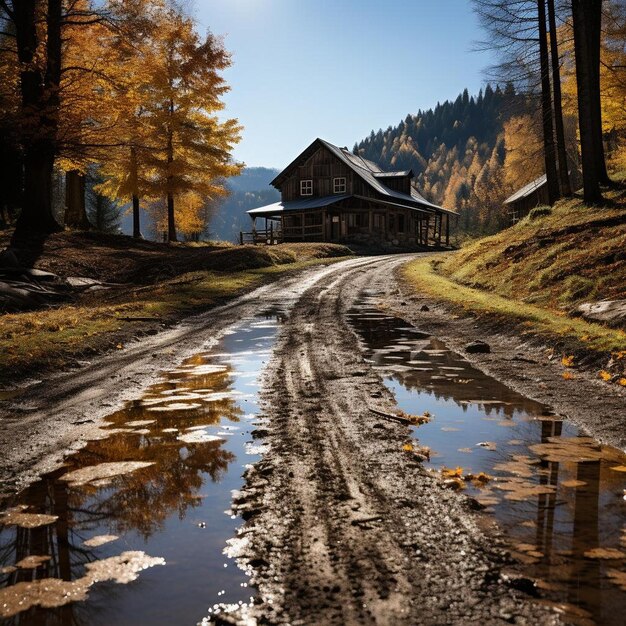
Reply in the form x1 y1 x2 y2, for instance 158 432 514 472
389 268 626 450
231 255 560 625
2 254 624 624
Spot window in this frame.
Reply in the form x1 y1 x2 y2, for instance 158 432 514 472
346 213 368 229
373 214 385 230
333 177 347 194
300 179 313 196
397 214 405 233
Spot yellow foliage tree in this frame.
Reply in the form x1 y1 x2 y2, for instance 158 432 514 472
141 9 242 241
503 115 544 191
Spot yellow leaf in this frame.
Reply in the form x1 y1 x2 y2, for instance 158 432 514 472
599 370 612 382
402 443 413 452
116 343 123 350
441 466 464 479
562 371 575 380
619 378 626 387
561 355 575 367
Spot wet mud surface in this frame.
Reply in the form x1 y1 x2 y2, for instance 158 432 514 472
2 254 625 625
0 313 285 623
232 256 561 625
349 293 626 625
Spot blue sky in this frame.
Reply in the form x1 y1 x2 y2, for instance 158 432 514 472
194 0 490 169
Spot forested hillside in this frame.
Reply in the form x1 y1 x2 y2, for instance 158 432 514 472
354 85 534 234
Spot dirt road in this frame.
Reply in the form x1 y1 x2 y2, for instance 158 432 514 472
6 253 624 624
230 254 564 625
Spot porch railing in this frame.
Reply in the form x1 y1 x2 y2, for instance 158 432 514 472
239 225 283 245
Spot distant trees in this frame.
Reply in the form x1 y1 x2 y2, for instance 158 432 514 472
355 84 525 234
0 0 242 240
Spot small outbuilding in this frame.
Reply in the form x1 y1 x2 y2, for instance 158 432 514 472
504 175 549 223
242 138 457 248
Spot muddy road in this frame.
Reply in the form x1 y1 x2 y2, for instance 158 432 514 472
1 254 625 625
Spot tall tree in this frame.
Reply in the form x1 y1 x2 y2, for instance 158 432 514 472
95 0 164 239
547 0 572 195
571 0 604 202
538 0 560 204
7 0 64 235
144 9 242 242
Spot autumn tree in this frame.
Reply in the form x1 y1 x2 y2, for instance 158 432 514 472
141 9 242 242
503 114 544 189
94 0 167 239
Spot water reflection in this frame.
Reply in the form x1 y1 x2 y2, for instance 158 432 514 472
0 315 280 625
349 296 626 626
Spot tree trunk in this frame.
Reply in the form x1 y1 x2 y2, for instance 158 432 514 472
571 0 603 203
587 1 611 185
538 0 560 205
132 195 142 239
167 193 177 242
166 105 177 242
130 146 142 238
64 170 90 229
12 0 63 236
547 0 572 196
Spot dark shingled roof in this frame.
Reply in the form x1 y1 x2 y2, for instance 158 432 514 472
269 138 456 215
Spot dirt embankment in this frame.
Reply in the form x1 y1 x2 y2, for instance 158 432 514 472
232 255 559 625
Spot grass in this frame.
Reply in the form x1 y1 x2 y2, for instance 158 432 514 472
440 189 626 309
0 243 352 381
402 257 626 354
401 188 626 355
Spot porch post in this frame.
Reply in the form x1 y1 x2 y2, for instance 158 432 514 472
445 214 450 247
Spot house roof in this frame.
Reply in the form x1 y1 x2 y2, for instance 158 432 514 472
247 195 351 217
270 138 456 215
504 174 547 204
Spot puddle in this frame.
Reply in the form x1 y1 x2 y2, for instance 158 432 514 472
349 295 626 625
0 312 282 624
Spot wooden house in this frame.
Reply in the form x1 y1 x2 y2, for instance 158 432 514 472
243 138 457 247
504 174 549 223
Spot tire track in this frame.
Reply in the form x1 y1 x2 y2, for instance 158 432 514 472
233 255 561 625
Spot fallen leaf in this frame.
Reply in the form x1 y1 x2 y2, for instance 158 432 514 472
441 466 464 479
562 371 575 380
584 547 626 560
16 555 51 569
561 480 587 488
561 355 574 367
599 370 612 382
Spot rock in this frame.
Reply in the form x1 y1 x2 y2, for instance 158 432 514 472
465 340 491 354
574 300 626 329
420 304 430 312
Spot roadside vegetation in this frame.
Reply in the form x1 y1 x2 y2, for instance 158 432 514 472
0 236 351 380
402 189 626 356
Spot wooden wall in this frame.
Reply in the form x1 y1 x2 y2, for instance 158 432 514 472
280 145 382 202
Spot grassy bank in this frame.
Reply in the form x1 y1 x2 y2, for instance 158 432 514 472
401 189 626 360
0 235 352 381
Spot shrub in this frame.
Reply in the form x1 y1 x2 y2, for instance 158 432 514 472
528 205 552 221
